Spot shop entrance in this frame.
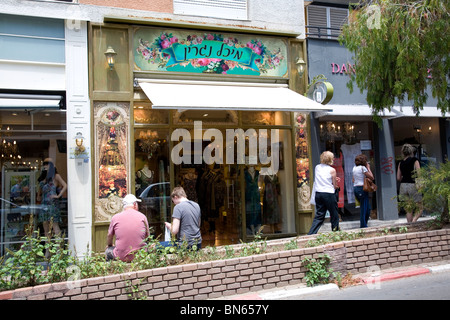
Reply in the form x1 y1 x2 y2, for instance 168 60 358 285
318 120 377 222
174 162 241 247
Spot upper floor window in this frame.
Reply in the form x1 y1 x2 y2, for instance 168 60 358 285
174 0 248 20
306 5 348 39
0 14 65 64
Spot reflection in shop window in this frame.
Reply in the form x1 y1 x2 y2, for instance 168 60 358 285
0 109 67 255
135 128 170 238
133 105 169 124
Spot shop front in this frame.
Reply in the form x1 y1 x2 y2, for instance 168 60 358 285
307 38 449 222
0 13 91 257
89 23 330 251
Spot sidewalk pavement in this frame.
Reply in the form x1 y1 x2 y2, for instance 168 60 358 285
318 214 433 232
213 260 450 300
213 215 449 300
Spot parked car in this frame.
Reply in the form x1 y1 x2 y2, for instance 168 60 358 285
138 182 171 225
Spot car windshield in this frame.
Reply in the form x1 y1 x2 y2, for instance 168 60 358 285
140 183 170 198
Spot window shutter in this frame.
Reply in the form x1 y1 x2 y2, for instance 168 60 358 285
174 0 248 20
307 6 328 38
329 8 348 37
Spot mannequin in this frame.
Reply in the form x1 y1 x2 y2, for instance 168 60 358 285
263 171 281 232
136 163 153 196
245 166 262 235
182 169 198 202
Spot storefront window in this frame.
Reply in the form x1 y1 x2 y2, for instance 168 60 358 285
135 128 170 237
134 104 169 124
134 109 295 245
0 109 67 256
393 117 442 167
173 110 238 125
242 128 295 236
242 111 291 126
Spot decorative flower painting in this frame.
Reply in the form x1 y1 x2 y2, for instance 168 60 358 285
134 27 288 78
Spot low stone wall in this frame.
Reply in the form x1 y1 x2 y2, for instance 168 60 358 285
1 227 449 300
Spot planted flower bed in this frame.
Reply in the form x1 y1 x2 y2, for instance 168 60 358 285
1 221 449 300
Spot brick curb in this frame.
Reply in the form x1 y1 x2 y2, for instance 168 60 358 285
361 266 430 284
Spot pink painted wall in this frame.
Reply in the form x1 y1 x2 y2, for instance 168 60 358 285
79 0 173 13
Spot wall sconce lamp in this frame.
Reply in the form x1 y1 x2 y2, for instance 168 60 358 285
296 57 306 78
104 46 117 70
75 132 85 154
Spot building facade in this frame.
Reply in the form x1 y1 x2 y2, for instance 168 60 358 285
305 1 450 223
0 1 91 257
2 0 447 257
1 0 330 256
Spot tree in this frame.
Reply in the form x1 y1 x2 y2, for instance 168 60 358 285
339 0 449 124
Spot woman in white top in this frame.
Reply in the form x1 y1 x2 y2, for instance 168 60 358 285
308 151 340 234
352 154 374 228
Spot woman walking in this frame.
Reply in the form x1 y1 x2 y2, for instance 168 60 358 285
397 144 422 223
352 154 374 228
308 151 340 234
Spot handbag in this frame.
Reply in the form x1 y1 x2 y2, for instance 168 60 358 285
363 177 377 192
362 166 377 192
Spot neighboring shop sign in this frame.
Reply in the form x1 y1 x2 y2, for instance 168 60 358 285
133 27 288 77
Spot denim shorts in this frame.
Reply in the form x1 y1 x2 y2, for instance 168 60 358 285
399 183 422 202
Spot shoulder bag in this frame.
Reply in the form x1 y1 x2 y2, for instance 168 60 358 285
362 167 377 192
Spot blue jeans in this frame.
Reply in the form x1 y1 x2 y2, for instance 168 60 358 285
158 240 201 250
308 192 339 235
354 186 370 228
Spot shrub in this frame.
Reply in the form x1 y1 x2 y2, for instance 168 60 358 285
301 254 333 287
416 160 450 225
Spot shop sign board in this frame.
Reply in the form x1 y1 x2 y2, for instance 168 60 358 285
133 27 288 78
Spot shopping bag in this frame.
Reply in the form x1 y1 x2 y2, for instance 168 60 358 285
164 226 171 241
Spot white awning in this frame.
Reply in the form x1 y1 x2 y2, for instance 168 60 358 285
392 106 449 118
0 99 60 108
0 94 62 109
315 105 449 118
314 105 398 118
137 79 332 112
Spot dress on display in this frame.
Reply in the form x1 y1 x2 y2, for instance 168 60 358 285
244 168 262 229
263 174 281 224
341 143 361 204
182 172 198 202
38 180 62 224
332 152 345 208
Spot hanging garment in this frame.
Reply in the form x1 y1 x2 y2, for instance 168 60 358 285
341 143 361 204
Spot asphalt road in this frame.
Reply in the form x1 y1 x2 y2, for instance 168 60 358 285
292 271 450 300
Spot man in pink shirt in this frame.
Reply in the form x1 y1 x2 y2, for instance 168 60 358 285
106 194 149 262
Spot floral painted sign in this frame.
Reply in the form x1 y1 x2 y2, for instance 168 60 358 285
134 27 288 77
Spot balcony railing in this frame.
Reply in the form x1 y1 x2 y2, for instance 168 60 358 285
306 25 342 40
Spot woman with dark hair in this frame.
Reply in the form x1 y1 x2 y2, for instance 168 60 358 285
397 144 422 222
352 154 374 228
37 158 67 250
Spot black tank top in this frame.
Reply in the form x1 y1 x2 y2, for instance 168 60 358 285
399 157 418 183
